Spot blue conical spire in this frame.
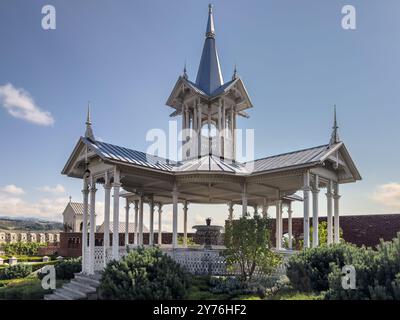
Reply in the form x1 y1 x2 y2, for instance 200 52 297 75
195 4 224 95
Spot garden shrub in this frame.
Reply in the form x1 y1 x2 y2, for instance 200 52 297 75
99 247 191 300
325 233 400 300
31 260 58 272
54 257 81 280
0 264 33 280
286 243 362 292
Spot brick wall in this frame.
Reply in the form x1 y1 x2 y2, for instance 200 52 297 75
268 214 400 248
59 232 196 257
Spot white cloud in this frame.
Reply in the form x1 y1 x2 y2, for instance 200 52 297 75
38 184 66 194
1 184 25 195
0 194 67 221
371 183 400 209
0 83 54 126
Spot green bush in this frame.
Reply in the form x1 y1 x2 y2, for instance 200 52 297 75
55 257 81 280
0 264 33 280
2 243 45 256
37 258 81 280
31 260 58 272
286 243 362 292
325 233 400 300
99 247 191 300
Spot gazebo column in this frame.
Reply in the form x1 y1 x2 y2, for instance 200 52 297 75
88 176 97 275
149 197 155 246
288 202 293 250
133 200 139 245
303 171 311 249
221 101 226 157
183 201 189 247
124 199 130 246
197 102 202 156
218 99 222 156
138 195 144 245
275 200 282 250
253 205 258 216
312 175 320 248
241 182 247 217
103 175 111 268
326 181 334 245
81 177 89 274
228 202 234 220
172 183 179 248
157 204 163 245
262 198 268 218
334 183 341 243
112 169 121 260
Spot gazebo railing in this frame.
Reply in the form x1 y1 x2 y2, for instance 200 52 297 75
89 246 297 276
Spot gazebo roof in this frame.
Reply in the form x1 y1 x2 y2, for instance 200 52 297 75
63 137 360 183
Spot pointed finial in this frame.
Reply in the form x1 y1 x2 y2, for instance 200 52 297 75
183 61 188 79
206 4 215 38
232 64 238 80
86 102 91 125
329 105 340 145
85 101 95 141
69 196 72 203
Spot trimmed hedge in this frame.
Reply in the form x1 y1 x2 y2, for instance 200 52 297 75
0 264 33 280
37 258 81 280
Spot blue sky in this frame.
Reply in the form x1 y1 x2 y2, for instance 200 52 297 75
0 0 399 229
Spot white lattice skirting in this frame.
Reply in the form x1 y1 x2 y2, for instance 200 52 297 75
87 246 294 277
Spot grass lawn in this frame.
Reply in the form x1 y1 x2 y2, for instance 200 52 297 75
266 290 324 300
0 276 65 300
184 275 324 301
185 276 231 300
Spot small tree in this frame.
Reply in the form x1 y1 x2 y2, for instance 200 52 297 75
224 214 282 281
310 221 344 246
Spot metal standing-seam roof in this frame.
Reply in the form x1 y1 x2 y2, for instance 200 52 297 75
86 138 177 171
248 144 330 173
173 155 249 174
82 138 347 176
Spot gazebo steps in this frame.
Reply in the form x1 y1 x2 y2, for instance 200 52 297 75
44 272 101 300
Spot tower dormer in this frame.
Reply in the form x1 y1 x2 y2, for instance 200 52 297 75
166 4 253 161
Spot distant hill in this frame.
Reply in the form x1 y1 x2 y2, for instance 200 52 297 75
0 216 63 232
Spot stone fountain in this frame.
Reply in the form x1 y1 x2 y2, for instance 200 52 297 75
192 218 223 249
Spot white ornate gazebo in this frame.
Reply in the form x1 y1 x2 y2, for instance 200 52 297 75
61 5 361 275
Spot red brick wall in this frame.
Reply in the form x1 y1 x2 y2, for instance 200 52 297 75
268 214 400 248
59 232 195 257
